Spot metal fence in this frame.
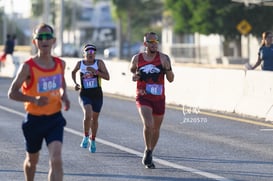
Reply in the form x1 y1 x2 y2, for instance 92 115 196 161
167 44 209 64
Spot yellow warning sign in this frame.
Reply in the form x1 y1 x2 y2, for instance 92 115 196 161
236 20 252 35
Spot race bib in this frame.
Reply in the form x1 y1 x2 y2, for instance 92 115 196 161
146 84 163 95
38 74 62 93
83 78 98 89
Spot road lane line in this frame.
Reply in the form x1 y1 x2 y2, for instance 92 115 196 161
260 129 273 131
0 105 25 117
0 105 233 181
65 127 233 181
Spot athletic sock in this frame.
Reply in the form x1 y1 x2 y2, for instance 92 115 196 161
90 135 96 140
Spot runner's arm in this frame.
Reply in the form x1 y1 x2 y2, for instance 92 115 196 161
61 60 70 111
97 59 110 80
162 54 174 82
7 63 38 104
130 54 140 81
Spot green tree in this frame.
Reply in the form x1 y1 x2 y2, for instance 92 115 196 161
31 0 57 25
111 0 163 58
164 0 273 39
111 0 163 41
31 0 76 31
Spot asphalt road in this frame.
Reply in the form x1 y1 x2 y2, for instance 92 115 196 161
1 77 273 181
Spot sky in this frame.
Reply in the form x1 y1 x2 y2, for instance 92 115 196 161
1 0 31 17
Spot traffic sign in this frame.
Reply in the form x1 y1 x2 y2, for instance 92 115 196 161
236 19 252 35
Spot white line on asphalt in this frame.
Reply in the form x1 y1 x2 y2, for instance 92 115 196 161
0 105 233 181
0 105 25 117
260 129 273 131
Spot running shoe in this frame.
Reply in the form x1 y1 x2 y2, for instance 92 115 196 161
80 136 89 148
142 150 155 169
145 162 155 169
89 140 96 153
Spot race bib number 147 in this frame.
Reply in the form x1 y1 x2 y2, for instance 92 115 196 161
83 78 98 89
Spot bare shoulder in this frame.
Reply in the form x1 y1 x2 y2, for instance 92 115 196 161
159 52 170 62
13 61 31 83
96 58 104 63
131 53 140 64
130 53 140 73
58 58 66 67
20 61 31 75
159 52 171 67
96 58 106 66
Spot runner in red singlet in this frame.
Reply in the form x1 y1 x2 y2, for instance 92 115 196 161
130 32 174 169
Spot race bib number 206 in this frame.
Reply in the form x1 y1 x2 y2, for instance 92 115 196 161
38 74 62 93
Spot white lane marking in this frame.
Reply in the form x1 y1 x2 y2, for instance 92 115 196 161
0 105 25 117
0 105 233 181
65 127 232 181
260 129 273 131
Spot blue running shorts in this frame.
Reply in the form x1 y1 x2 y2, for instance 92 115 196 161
22 111 66 153
79 95 103 113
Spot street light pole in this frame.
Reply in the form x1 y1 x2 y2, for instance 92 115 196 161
43 0 50 24
2 8 6 44
56 0 64 56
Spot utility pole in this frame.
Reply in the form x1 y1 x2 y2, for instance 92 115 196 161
10 0 14 34
72 0 76 43
43 0 50 24
56 0 64 55
2 7 6 44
